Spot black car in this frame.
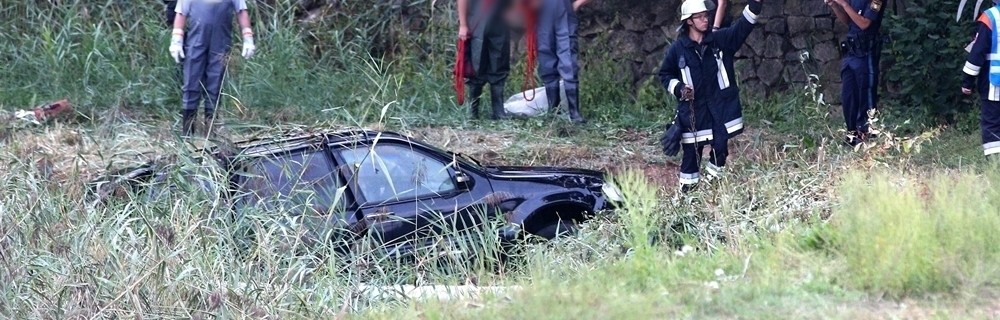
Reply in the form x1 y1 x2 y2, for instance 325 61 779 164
90 128 623 256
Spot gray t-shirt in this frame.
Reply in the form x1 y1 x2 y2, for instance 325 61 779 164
175 0 248 15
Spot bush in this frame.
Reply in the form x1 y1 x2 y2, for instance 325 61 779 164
884 0 978 126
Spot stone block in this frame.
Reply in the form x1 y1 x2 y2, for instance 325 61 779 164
813 41 841 62
764 34 787 58
758 59 785 87
787 16 814 36
765 17 787 34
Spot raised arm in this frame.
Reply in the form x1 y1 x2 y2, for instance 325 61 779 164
714 0 727 30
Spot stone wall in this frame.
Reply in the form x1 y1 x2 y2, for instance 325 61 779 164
572 0 851 104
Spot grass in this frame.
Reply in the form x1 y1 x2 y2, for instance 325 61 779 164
2 0 1000 318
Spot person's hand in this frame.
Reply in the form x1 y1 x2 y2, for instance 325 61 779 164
824 0 839 8
169 28 184 63
963 87 973 95
832 0 849 8
241 28 255 59
681 85 695 101
459 25 470 40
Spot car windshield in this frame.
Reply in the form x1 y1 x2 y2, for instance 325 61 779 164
338 144 457 205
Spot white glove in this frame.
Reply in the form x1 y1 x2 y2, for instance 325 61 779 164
241 28 256 59
169 28 184 63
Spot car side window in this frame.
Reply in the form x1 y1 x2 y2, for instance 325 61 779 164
238 150 348 216
338 143 456 204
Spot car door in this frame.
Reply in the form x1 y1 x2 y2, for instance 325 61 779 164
333 140 497 246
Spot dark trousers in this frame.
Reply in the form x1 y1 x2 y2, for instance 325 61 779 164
679 121 730 185
841 54 877 134
983 100 1000 156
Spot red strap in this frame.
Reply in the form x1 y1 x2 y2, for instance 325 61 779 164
454 38 467 105
520 0 537 101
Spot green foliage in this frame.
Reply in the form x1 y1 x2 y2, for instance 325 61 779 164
831 168 1000 297
884 0 977 125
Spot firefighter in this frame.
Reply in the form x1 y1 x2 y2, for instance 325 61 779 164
658 0 762 192
961 0 1000 158
536 0 591 124
169 0 256 137
826 0 885 146
458 0 513 120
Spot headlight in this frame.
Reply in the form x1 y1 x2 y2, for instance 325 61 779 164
602 181 624 202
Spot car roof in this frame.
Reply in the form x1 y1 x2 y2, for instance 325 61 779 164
207 128 413 159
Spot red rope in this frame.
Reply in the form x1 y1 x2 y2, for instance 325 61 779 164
520 0 537 101
454 38 467 105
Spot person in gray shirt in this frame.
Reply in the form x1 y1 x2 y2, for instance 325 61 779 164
169 0 257 137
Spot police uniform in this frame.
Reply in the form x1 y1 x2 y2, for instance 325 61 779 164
537 0 584 123
465 0 512 120
838 0 884 144
962 4 1000 157
176 0 248 120
658 1 761 187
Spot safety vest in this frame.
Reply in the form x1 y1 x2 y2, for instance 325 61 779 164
984 6 1000 86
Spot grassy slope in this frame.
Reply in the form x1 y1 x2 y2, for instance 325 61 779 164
2 1 999 319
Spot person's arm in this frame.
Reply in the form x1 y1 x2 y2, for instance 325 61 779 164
963 18 992 94
172 0 186 30
713 0 761 52
826 0 850 24
234 0 256 59
573 0 591 12
833 0 875 30
659 48 688 100
713 0 726 30
458 0 470 40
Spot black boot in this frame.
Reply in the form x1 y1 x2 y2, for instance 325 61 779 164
203 110 216 137
180 109 196 137
565 87 586 124
489 82 510 120
469 83 484 120
544 82 562 113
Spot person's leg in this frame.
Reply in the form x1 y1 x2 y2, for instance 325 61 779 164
856 54 875 138
485 20 511 120
982 100 1000 157
467 78 486 119
707 123 729 180
679 142 703 192
203 29 232 136
181 30 208 137
840 58 860 145
553 0 583 123
536 0 561 112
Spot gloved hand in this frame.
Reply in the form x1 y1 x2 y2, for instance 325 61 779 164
674 85 695 101
748 0 762 15
169 28 184 63
241 28 256 59
660 120 682 157
962 75 975 94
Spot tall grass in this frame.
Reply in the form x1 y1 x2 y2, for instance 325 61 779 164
831 167 1000 297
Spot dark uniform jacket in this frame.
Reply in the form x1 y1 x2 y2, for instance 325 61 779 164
658 1 761 143
963 7 1000 102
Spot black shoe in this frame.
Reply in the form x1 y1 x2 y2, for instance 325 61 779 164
489 82 510 120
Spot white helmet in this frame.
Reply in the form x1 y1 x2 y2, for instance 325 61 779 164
680 0 711 21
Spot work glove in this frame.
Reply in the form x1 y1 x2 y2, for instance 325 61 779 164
169 28 184 63
748 0 762 15
962 75 975 95
241 28 256 59
660 120 682 157
674 84 694 101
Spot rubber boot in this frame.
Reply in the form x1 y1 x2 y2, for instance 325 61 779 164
203 110 216 137
565 87 586 124
180 109 196 137
489 82 510 120
468 83 485 119
544 82 562 113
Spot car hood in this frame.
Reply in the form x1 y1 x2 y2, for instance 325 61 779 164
484 165 605 181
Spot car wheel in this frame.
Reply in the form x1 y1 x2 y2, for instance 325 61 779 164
534 220 578 240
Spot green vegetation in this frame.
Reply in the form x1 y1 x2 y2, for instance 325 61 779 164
1 0 999 318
